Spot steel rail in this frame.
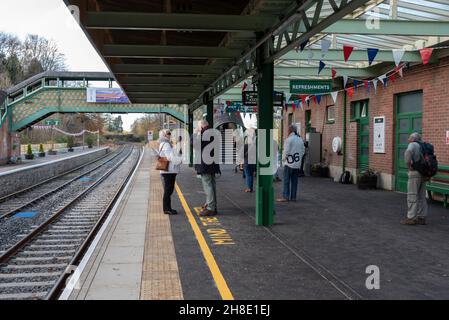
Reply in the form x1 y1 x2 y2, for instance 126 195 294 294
0 147 126 221
0 147 135 265
46 147 142 300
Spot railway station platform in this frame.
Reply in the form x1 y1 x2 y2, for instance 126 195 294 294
0 146 107 175
63 146 449 300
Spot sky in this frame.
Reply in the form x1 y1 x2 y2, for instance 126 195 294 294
0 0 143 131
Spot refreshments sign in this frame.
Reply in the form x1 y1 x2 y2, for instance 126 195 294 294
289 80 332 94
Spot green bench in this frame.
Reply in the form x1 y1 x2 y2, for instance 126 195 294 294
426 165 449 208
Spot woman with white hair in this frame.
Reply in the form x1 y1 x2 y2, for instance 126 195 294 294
157 129 183 215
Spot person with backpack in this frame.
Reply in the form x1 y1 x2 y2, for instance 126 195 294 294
401 132 437 225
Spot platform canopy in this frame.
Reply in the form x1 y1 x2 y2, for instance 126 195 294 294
63 0 374 108
64 0 449 109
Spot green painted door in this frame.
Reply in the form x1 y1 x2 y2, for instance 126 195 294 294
305 110 311 133
358 117 370 171
395 91 423 192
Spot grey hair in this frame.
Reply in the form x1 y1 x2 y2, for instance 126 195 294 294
160 129 171 138
409 132 422 142
288 124 298 134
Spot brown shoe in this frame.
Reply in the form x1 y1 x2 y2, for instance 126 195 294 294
417 217 427 225
400 218 418 225
199 209 217 217
276 198 289 202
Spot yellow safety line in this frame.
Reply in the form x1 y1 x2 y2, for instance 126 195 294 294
175 183 234 300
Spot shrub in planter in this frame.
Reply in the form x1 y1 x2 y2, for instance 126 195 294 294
67 136 75 152
86 135 94 149
25 144 34 160
38 144 46 157
357 169 378 190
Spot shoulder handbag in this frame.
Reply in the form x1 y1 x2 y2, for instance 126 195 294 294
155 143 170 171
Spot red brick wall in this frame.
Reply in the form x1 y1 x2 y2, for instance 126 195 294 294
284 57 449 178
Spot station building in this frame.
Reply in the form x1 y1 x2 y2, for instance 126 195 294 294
285 55 449 192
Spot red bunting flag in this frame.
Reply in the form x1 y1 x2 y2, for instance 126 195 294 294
312 95 317 104
332 68 337 79
343 45 354 62
292 102 296 112
346 87 354 98
300 95 307 106
395 66 403 78
242 82 248 91
363 80 369 89
420 48 433 65
389 74 396 83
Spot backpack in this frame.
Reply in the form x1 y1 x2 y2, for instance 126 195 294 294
340 171 352 184
413 142 438 178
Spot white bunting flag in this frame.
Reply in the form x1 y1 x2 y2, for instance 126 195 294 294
378 74 387 85
343 75 348 88
285 93 292 103
330 91 339 104
392 49 405 67
372 79 379 93
307 48 313 64
321 39 331 57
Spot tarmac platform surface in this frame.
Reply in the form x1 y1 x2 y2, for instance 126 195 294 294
68 148 449 300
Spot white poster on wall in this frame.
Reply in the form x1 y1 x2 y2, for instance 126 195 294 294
373 116 385 153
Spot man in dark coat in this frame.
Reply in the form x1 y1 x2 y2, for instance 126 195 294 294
194 120 221 216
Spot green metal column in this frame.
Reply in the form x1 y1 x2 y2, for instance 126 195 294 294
188 110 194 167
206 98 214 128
256 42 274 227
342 90 347 173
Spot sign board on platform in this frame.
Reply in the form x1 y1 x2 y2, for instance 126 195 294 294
147 130 154 142
373 116 385 153
44 119 60 126
242 91 284 107
289 80 332 94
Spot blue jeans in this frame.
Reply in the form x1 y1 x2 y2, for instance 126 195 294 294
283 166 300 200
244 164 256 191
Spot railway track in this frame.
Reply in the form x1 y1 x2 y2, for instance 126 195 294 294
0 146 142 300
0 147 131 253
0 146 124 219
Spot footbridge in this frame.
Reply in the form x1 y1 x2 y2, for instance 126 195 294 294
0 71 187 133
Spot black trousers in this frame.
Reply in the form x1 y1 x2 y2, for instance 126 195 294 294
161 173 177 212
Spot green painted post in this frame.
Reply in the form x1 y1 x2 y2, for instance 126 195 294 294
256 42 274 227
342 90 347 173
206 99 214 128
188 110 194 167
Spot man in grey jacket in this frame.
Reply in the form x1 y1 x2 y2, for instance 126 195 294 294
401 132 428 225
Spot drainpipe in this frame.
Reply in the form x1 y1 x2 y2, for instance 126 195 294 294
342 90 347 173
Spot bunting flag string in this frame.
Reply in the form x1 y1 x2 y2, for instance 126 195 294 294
284 62 407 111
